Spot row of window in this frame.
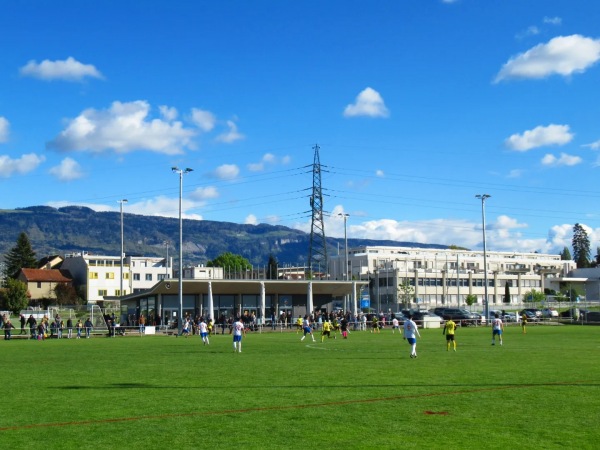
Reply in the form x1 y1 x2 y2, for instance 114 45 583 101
377 277 541 289
89 272 167 281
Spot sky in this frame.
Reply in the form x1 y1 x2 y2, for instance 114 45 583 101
2 0 600 257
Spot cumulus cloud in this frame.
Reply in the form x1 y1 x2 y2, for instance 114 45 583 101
47 100 196 155
375 169 385 177
0 117 9 143
190 108 216 132
245 214 258 225
495 35 600 82
0 153 45 177
248 153 278 172
20 57 103 81
49 157 84 181
541 152 582 167
343 87 390 118
216 120 244 143
189 186 219 200
505 124 573 151
159 105 178 121
212 164 240 180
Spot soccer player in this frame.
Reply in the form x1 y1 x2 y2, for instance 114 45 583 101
231 317 245 352
492 314 504 346
295 316 303 333
321 319 332 342
521 312 527 334
199 317 210 345
443 318 457 351
300 315 315 342
391 316 401 334
403 315 421 358
182 318 191 338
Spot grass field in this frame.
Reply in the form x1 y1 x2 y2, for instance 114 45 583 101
1 324 599 449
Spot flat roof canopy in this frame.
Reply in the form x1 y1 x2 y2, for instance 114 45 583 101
117 279 358 302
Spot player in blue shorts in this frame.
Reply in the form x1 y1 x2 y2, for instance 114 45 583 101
300 315 315 342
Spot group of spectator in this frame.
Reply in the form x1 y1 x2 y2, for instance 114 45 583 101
1 313 94 340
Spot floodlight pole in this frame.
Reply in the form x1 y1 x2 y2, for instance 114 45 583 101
173 167 193 335
118 199 128 297
476 194 491 322
338 213 350 281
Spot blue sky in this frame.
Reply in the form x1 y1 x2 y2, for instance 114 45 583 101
2 0 600 256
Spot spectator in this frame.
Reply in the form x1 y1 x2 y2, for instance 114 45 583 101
66 318 73 339
20 314 26 335
76 319 83 339
26 315 37 339
84 317 93 338
4 319 15 340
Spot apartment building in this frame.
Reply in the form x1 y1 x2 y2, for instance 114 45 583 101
61 252 172 303
329 245 576 311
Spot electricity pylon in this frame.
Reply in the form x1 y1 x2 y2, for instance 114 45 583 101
307 144 328 278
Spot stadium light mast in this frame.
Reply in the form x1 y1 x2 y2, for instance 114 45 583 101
118 199 128 297
476 194 491 322
172 167 193 335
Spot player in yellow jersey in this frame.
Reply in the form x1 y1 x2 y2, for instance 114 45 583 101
321 320 332 342
442 318 457 351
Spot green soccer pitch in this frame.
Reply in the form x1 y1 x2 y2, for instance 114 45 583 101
1 325 599 449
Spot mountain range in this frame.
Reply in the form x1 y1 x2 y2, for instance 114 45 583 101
0 206 448 266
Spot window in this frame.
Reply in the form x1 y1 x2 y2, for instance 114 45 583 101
98 289 107 296
123 273 129 280
89 272 98 279
37 281 42 288
133 273 140 281
145 274 153 281
115 289 127 296
106 272 115 279
158 274 166 281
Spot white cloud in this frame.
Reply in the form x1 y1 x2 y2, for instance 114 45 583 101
375 169 385 177
216 120 244 143
248 153 278 172
47 100 196 155
541 152 582 167
159 105 178 121
20 57 103 81
343 87 390 118
543 16 562 25
245 214 258 225
0 153 45 177
583 139 600 150
212 164 240 180
507 169 523 178
516 26 540 39
495 35 600 82
190 108 216 132
49 157 84 181
0 117 9 143
505 124 573 151
189 186 219 200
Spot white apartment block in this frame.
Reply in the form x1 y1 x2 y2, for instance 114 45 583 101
61 252 172 303
329 245 576 310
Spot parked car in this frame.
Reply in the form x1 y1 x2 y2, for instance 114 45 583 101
541 308 558 318
503 312 517 322
523 308 542 318
440 308 479 326
519 309 539 322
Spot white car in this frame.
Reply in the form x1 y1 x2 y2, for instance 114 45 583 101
542 308 558 318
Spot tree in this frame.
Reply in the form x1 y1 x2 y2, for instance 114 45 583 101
503 281 511 304
207 252 251 278
523 289 545 305
465 294 477 309
593 246 600 267
267 254 278 280
572 223 591 268
397 279 414 308
54 283 82 306
2 278 30 314
560 246 572 261
4 232 37 279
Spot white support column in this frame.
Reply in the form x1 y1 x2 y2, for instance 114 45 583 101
307 282 313 317
208 281 214 321
352 281 358 316
260 281 266 326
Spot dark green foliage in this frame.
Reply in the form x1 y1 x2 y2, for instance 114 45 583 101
207 252 251 272
54 283 82 305
267 254 278 279
572 223 590 268
503 281 511 304
2 278 29 313
560 246 572 261
4 232 37 278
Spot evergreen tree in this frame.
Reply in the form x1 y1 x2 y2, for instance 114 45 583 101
560 246 572 261
4 232 37 279
267 254 278 280
2 278 30 314
503 281 511 304
572 223 591 268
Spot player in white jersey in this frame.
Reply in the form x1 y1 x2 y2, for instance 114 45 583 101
199 318 209 345
491 314 504 346
391 317 401 334
403 315 421 358
231 317 246 352
300 315 315 342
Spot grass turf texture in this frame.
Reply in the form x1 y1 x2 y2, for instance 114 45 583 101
1 325 599 449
